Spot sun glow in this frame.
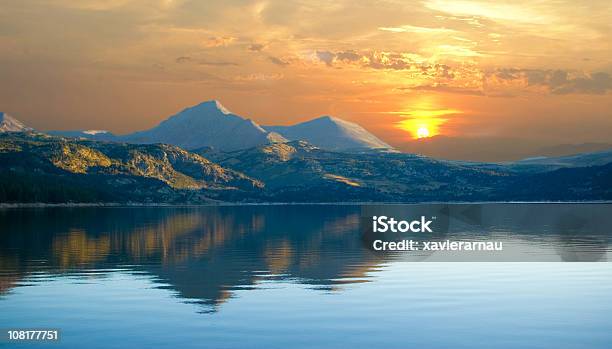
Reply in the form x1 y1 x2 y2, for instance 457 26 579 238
416 126 430 138
395 117 449 139
393 96 462 139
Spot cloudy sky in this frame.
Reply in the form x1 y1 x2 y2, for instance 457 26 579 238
1 0 611 160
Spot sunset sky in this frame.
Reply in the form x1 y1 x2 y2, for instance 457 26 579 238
1 0 611 160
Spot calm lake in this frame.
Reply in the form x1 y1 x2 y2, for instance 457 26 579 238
1 204 612 348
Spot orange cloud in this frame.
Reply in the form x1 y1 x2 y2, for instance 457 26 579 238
204 36 236 48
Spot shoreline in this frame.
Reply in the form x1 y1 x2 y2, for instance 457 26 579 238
1 200 611 208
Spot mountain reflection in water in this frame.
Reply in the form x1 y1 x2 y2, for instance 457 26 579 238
1 204 611 312
0 206 385 309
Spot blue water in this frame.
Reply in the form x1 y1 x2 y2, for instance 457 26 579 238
1 205 611 348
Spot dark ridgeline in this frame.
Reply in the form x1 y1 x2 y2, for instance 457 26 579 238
0 132 263 204
0 132 611 203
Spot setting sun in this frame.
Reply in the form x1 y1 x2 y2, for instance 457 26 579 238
396 117 447 139
417 126 430 138
393 97 461 140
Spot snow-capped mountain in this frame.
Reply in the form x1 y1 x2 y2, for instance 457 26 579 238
46 101 394 152
122 100 286 151
0 112 33 132
265 116 395 152
48 130 119 141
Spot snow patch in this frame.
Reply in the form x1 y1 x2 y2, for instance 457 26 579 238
83 130 109 135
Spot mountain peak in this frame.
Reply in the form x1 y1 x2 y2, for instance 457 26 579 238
0 112 32 132
121 100 285 151
189 100 232 115
309 115 342 124
265 115 395 152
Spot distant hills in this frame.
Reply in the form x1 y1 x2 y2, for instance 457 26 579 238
533 143 612 158
508 149 612 173
400 135 612 162
47 129 119 142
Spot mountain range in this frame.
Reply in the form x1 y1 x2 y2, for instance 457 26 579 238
1 101 611 203
48 100 394 153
